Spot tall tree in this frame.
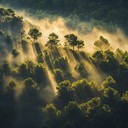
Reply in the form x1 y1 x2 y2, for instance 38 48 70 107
28 28 42 43
46 33 59 48
64 34 78 50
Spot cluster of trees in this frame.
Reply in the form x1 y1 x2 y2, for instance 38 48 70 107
28 28 85 50
1 0 128 33
64 34 84 50
0 8 23 35
0 8 23 58
0 43 128 128
0 6 128 128
92 49 128 93
1 60 128 128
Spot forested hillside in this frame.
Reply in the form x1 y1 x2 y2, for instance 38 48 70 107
0 3 128 128
1 0 128 33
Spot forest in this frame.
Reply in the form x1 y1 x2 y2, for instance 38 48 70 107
0 0 128 33
0 1 128 128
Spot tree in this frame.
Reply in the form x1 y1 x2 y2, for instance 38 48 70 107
72 79 97 102
101 76 116 89
103 87 120 106
62 101 86 128
94 36 110 50
28 28 42 43
80 97 101 117
92 50 105 62
46 33 59 48
64 34 78 50
43 103 59 128
54 57 69 70
77 40 84 51
56 80 74 108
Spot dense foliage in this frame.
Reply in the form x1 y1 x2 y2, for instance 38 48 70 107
0 7 128 128
1 0 128 33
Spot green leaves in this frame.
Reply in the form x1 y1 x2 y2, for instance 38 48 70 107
28 28 42 42
64 34 84 50
64 34 78 50
46 33 60 48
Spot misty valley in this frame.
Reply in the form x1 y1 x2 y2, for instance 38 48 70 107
0 3 128 128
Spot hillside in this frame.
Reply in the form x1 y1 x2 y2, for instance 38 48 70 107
1 0 128 33
0 6 128 128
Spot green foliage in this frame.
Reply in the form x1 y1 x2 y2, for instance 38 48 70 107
64 34 78 50
0 8 15 20
28 28 42 42
101 76 116 89
0 6 128 128
103 87 120 98
80 97 101 117
103 87 120 106
56 80 74 108
18 60 47 84
61 101 87 128
43 103 58 115
46 33 60 48
92 50 119 74
43 104 59 128
54 57 68 70
92 50 105 62
72 79 98 102
23 77 38 89
2 0 128 33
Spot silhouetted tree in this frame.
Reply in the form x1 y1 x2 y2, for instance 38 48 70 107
46 33 59 48
64 34 78 50
28 28 42 43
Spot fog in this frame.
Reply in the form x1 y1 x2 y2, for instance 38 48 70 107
1 5 128 97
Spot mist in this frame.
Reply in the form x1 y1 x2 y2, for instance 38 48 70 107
15 10 128 52
1 5 128 93
0 2 128 128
